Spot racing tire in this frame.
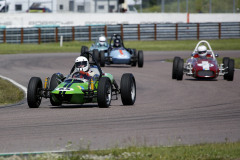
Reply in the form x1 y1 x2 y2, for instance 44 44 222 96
138 50 144 68
227 59 234 81
176 58 184 81
223 57 230 80
93 49 99 63
27 77 42 108
50 73 62 106
97 77 112 108
120 73 136 105
131 49 137 67
172 57 180 79
100 50 105 67
80 46 89 60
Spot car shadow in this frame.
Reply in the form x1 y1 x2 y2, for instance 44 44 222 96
185 78 218 81
50 104 99 109
105 65 132 68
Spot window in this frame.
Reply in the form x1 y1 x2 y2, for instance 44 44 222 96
69 0 74 11
59 4 63 10
15 4 22 11
77 5 84 12
98 5 104 10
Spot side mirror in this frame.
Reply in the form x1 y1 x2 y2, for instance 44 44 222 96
215 54 219 57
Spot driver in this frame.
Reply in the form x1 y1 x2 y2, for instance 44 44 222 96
99 35 107 46
197 45 208 59
113 38 121 48
72 56 95 80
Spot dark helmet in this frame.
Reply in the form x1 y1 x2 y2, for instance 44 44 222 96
114 38 121 47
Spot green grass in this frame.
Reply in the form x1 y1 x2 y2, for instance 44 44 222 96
2 142 240 160
141 0 240 13
0 39 240 54
0 78 24 105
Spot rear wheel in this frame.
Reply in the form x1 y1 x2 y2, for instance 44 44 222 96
172 57 180 79
97 77 112 108
120 73 136 105
223 57 230 80
27 77 42 108
50 73 62 106
100 51 105 67
93 49 99 63
176 58 184 80
227 59 234 81
138 50 144 68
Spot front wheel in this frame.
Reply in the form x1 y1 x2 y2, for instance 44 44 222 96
120 73 136 105
176 58 184 80
100 51 105 67
93 49 99 63
227 59 234 81
49 73 62 106
27 77 42 108
172 57 180 79
80 46 89 60
131 49 137 67
138 50 144 68
97 77 112 108
223 57 230 80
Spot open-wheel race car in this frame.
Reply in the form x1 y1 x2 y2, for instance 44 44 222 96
81 34 144 68
27 52 136 108
172 40 234 81
80 35 109 60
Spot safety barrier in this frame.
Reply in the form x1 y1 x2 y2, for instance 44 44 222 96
0 22 239 44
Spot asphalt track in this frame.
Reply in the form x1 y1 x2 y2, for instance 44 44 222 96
0 51 240 153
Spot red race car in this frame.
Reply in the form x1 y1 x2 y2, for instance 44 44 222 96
172 40 234 81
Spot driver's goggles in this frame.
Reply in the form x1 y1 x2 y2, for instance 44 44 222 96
75 61 87 67
198 51 206 54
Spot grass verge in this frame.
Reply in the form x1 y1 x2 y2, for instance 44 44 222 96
0 39 240 54
1 142 240 160
0 78 24 106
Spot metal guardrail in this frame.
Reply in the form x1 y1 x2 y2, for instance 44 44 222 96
0 22 239 44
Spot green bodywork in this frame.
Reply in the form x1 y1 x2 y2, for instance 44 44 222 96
51 73 113 104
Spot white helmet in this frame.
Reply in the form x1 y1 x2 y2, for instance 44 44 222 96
197 45 207 57
75 56 90 72
99 36 106 46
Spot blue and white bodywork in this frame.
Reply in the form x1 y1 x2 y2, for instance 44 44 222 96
109 47 132 64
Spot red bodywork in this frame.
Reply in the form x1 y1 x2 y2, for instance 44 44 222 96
190 57 219 79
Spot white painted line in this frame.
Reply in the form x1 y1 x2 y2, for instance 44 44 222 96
0 75 27 98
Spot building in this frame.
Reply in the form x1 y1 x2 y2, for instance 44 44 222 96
0 0 131 13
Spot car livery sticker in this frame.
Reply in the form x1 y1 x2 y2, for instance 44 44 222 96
197 61 214 70
56 88 74 91
77 86 84 90
119 50 124 55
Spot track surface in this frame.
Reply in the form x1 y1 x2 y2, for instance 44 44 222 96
0 51 240 153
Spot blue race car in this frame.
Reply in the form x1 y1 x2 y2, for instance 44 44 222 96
80 35 109 63
98 34 143 68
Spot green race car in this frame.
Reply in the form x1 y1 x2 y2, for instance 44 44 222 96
27 52 136 108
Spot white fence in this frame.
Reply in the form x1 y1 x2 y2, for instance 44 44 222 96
0 13 240 28
0 22 239 44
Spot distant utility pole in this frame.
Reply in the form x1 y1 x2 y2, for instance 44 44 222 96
209 0 212 13
4 0 6 12
108 0 110 12
95 0 97 13
161 0 164 13
177 0 180 12
52 0 53 12
186 0 188 13
233 0 236 13
28 0 30 10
